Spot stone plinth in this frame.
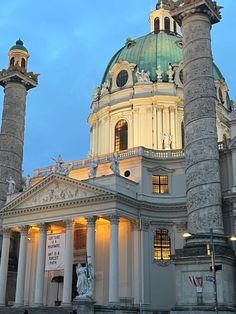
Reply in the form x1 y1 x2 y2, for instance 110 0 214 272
73 297 95 314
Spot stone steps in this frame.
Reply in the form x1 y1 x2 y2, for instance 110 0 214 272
0 307 170 314
0 307 73 314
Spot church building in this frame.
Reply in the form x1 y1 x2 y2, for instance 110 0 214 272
0 1 235 313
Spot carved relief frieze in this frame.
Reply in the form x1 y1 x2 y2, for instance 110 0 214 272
184 78 216 106
185 139 219 169
187 183 222 213
188 207 223 233
186 160 220 191
185 59 212 82
184 99 216 125
185 118 217 145
16 179 102 209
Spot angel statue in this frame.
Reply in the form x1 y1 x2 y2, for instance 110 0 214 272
76 262 94 299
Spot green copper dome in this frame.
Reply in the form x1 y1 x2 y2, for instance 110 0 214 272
102 31 223 84
9 39 28 53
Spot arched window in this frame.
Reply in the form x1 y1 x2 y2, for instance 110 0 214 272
21 58 26 68
164 17 170 33
154 17 160 34
174 21 177 34
154 228 171 261
10 57 14 66
181 121 185 148
114 119 128 152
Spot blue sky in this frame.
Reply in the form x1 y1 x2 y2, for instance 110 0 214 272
0 0 234 176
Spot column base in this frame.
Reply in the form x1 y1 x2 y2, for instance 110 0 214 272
13 303 24 307
32 303 43 307
73 297 95 313
61 302 72 307
171 306 236 314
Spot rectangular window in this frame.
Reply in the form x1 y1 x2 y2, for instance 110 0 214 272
152 175 168 194
154 229 171 261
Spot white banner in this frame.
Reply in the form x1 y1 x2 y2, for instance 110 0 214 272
45 233 65 271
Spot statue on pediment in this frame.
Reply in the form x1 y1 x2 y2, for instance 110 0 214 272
89 160 98 179
23 175 32 191
110 154 120 175
51 155 72 176
6 176 16 195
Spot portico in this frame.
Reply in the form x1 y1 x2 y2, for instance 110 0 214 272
0 173 138 308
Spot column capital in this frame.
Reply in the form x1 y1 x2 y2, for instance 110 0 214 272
170 0 222 26
38 223 49 233
2 227 11 237
64 219 74 229
20 225 29 236
109 214 120 225
86 216 98 227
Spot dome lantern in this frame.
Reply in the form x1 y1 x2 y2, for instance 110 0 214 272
8 39 30 70
149 1 180 34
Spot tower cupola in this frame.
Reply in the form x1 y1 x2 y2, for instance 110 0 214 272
8 39 29 70
149 0 181 34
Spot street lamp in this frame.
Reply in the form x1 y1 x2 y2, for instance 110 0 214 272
209 228 218 314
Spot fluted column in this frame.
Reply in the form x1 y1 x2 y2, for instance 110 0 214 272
109 215 119 304
171 1 224 235
14 225 29 306
34 223 48 306
0 228 11 306
62 219 74 306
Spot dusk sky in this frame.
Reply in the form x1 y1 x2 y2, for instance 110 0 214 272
0 0 234 176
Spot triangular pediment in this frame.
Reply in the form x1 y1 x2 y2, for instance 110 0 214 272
147 166 175 174
1 174 115 212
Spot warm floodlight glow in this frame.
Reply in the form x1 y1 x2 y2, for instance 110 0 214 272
183 232 192 238
229 236 236 241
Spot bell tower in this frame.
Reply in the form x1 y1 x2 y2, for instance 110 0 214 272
0 39 38 207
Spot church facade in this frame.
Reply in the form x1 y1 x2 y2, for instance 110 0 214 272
0 1 236 313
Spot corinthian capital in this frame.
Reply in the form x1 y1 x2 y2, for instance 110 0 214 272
109 214 120 225
86 216 97 228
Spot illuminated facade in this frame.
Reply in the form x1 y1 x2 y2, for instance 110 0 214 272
0 1 236 313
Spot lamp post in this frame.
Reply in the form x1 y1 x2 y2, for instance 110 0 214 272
209 228 219 314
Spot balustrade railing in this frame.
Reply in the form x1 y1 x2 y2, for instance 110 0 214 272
34 142 227 177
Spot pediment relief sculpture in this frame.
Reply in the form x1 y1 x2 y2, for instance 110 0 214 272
1 174 114 212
